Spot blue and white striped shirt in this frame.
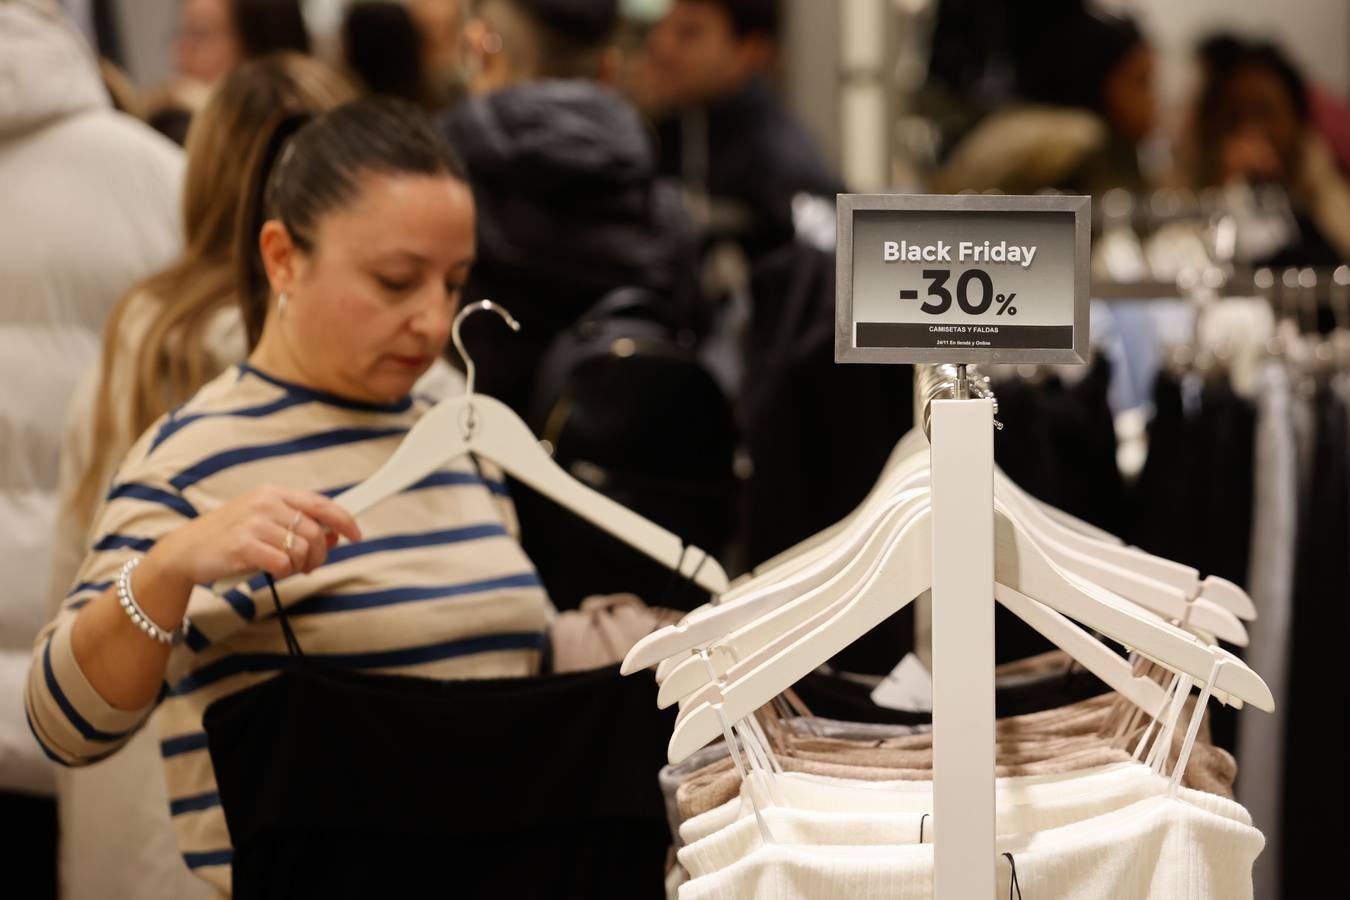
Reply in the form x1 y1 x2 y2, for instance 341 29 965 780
27 362 553 894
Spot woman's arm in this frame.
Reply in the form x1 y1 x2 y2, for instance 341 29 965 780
26 486 360 764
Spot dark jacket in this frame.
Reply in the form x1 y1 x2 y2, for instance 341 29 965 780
441 80 699 412
654 76 845 257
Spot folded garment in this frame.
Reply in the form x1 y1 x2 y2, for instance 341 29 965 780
676 745 1141 821
549 594 683 673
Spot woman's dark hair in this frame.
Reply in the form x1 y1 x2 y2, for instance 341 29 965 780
1019 11 1144 114
235 96 469 347
234 0 312 58
700 0 781 40
342 2 427 104
1197 33 1244 76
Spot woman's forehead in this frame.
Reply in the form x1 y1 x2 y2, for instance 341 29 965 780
309 173 474 261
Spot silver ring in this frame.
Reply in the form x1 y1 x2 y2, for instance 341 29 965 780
284 511 304 553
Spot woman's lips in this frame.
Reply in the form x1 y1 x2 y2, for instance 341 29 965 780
390 354 431 369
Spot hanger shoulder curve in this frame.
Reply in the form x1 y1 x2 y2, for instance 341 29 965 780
667 507 934 762
994 510 1274 711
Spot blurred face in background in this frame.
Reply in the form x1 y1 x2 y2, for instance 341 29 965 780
1101 44 1156 145
410 0 467 84
644 0 769 112
1211 63 1304 183
176 0 241 84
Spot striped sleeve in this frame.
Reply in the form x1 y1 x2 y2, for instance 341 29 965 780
25 470 196 765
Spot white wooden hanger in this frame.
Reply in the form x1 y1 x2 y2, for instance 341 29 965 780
995 471 1257 621
732 430 929 583
635 455 1245 689
346 300 728 591
743 414 1257 622
216 301 728 595
990 473 1248 643
637 460 935 681
665 490 1172 720
641 437 977 679
656 479 1229 715
884 425 1257 622
664 500 1273 762
656 489 931 707
637 424 1252 678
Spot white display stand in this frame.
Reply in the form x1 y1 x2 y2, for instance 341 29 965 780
928 388 997 898
834 191 1090 898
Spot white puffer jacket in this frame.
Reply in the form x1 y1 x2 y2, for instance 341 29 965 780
0 0 183 795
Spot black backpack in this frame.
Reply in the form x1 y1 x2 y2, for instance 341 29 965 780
511 288 739 612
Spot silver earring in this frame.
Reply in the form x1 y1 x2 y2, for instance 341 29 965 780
277 292 289 318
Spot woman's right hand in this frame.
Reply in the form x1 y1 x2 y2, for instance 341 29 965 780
143 486 363 595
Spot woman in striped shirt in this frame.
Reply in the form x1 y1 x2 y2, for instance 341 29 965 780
26 97 553 894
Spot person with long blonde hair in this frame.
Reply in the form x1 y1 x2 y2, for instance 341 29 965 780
45 53 354 900
63 55 356 543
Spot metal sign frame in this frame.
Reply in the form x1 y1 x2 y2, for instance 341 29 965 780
834 193 1091 365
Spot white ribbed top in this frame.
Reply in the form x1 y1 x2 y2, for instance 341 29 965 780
679 786 1261 899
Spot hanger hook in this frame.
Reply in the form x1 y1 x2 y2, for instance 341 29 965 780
452 300 520 397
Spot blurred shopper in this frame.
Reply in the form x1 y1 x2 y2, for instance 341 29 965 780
933 11 1157 196
643 0 843 257
0 1 183 895
441 0 734 611
1200 32 1350 180
409 0 471 107
441 0 700 415
43 53 352 900
1191 38 1350 263
343 1 429 104
147 0 311 143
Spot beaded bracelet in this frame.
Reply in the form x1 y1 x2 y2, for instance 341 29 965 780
117 557 190 646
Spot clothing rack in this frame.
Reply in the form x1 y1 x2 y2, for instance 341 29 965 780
1092 263 1350 304
917 363 998 898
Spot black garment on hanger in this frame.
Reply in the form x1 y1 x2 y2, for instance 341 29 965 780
1280 381 1350 898
1035 358 1126 537
991 356 1124 662
1194 378 1257 587
203 592 674 900
1126 371 1255 753
1128 372 1256 589
739 241 916 675
1127 371 1193 562
991 372 1067 511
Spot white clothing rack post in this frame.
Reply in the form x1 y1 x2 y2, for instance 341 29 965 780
834 192 1092 896
928 383 997 897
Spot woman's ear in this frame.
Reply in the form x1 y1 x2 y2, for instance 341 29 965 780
259 219 298 298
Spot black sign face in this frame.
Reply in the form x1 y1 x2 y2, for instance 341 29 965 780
836 195 1090 365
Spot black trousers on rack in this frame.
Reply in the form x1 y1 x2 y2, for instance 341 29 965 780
1280 383 1350 899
